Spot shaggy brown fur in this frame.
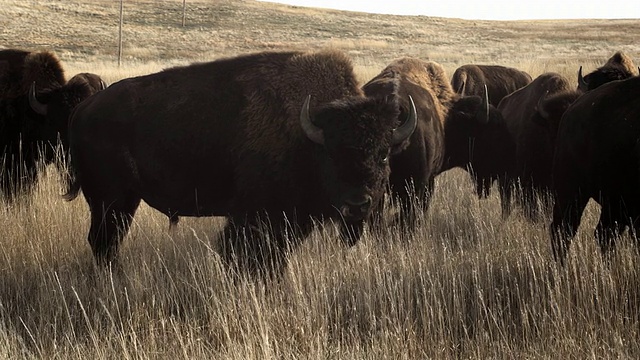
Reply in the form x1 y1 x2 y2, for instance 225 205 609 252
579 51 638 91
0 49 65 98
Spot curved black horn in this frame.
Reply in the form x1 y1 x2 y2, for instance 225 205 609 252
300 95 324 145
577 66 588 91
99 80 107 90
29 82 48 115
391 95 418 145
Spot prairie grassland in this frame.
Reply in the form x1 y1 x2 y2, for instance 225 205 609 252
2 1 640 358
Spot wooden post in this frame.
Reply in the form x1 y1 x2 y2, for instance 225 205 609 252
182 0 186 27
118 0 124 66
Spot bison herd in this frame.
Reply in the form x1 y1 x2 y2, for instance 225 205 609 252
1 48 639 275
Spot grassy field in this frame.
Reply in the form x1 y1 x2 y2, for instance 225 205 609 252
2 1 640 358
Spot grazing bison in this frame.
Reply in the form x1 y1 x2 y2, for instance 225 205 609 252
362 58 446 228
449 64 531 199
497 72 578 220
0 49 105 199
64 50 416 276
550 76 640 263
577 51 639 92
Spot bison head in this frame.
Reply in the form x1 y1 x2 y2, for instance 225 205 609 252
300 94 416 245
579 52 636 92
444 86 513 197
532 90 581 146
28 73 106 162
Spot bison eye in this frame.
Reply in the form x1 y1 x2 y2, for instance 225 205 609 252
379 150 390 164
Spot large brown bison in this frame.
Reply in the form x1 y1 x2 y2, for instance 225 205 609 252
361 58 446 228
550 76 640 263
64 50 417 276
497 72 579 220
0 49 105 199
448 64 530 199
361 58 507 228
577 51 639 92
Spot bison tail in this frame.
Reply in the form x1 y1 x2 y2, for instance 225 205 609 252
63 176 81 202
62 156 81 201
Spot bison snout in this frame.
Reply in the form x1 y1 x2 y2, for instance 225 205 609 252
340 195 373 221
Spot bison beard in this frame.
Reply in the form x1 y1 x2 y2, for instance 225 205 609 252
64 50 416 278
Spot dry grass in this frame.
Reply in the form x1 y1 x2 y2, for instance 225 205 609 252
2 1 640 358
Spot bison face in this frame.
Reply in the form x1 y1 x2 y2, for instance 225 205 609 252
444 94 513 197
301 95 416 245
29 74 106 162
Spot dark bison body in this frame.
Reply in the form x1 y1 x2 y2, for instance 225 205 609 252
441 79 512 205
550 76 640 263
448 64 530 199
451 64 532 107
362 58 446 228
0 49 105 199
65 50 416 275
497 72 578 220
578 51 639 92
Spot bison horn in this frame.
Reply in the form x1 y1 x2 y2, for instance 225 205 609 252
476 84 490 124
577 66 589 91
29 82 48 115
300 95 325 145
391 95 417 145
459 80 467 97
99 80 107 90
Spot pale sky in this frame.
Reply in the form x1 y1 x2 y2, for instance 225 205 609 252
259 0 640 20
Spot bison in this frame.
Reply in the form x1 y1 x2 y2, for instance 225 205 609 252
64 50 417 276
448 64 531 199
451 64 532 107
496 72 579 220
441 83 512 208
577 51 639 92
550 76 640 263
0 49 105 199
361 58 446 228
361 58 507 229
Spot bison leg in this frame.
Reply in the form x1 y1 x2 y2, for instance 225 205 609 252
498 176 513 219
595 198 626 256
218 214 310 279
86 195 140 266
549 192 589 265
521 184 540 222
394 179 431 230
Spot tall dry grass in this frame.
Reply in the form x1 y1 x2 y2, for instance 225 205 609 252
1 116 640 359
